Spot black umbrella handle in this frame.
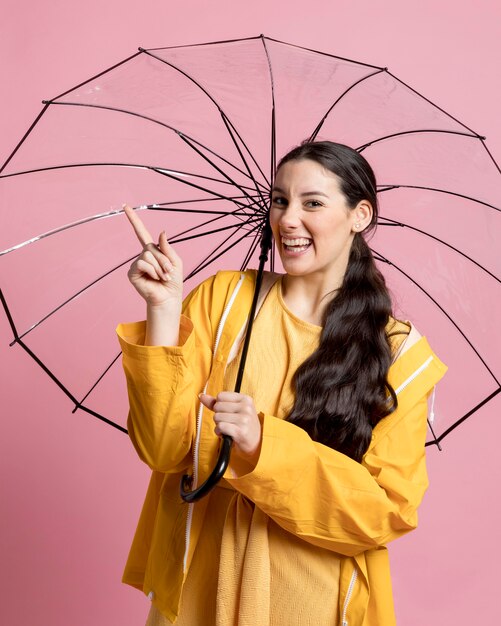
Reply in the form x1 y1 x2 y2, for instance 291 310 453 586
180 222 273 503
180 435 233 503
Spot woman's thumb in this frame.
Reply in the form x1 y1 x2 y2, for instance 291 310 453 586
198 392 216 410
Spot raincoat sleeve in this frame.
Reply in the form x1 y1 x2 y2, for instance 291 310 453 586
116 274 219 473
225 337 447 557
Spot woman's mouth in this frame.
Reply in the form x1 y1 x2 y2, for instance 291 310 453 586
281 237 312 254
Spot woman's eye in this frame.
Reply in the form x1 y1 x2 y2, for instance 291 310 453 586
306 200 322 208
272 196 287 206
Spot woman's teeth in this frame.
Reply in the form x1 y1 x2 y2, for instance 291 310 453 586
282 237 312 252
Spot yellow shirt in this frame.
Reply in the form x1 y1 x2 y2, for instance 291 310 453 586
148 277 340 625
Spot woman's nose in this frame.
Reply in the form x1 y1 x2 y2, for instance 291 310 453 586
278 205 301 229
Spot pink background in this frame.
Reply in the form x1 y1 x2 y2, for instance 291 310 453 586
1 1 500 624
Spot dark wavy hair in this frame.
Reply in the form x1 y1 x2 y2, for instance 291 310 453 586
278 141 405 462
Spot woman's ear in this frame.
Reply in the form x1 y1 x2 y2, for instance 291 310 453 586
352 200 373 232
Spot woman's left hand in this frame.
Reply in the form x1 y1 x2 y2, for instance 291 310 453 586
199 391 262 467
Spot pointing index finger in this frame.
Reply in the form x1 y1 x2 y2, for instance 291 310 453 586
123 204 154 247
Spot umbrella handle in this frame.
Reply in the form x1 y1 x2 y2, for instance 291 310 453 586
180 221 273 503
180 435 233 503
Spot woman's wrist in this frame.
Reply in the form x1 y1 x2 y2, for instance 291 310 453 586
145 300 182 346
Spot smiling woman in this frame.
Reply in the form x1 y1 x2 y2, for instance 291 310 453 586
117 140 447 626
269 142 395 463
270 159 370 297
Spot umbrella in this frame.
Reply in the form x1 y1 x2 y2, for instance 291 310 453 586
1 35 500 497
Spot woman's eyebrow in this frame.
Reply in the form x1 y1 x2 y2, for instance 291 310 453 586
271 186 329 198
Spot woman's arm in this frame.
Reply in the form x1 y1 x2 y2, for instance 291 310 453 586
224 338 447 556
117 269 252 472
117 273 218 472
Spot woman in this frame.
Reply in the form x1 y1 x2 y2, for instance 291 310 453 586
117 141 447 625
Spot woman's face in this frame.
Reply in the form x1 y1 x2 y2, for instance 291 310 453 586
270 158 365 284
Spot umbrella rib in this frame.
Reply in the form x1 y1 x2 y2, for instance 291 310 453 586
174 132 266 205
377 184 500 213
7 164 265 227
378 215 500 283
140 49 270 188
185 219 263 279
385 70 484 137
126 203 264 245
218 113 270 202
220 119 269 189
0 103 50 175
46 51 143 103
263 35 385 70
153 165 268 207
425 418 443 451
186 220 264 280
146 35 263 52
150 200 263 228
11 336 75 404
170 214 263 245
74 404 128 434
0 204 125 257
0 179 258 258
12 217 260 342
35 100 265 189
0 288 20 342
310 65 485 144
371 246 500 386
260 36 277 183
11 255 135 343
168 122 269 191
156 194 259 207
309 68 386 141
357 128 481 152
0 162 258 194
156 200 267 229
425 386 501 447
7 329 127 433
480 138 501 176
73 351 122 412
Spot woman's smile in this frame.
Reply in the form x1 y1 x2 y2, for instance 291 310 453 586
281 236 313 254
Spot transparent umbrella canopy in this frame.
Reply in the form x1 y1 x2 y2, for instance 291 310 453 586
0 35 499 454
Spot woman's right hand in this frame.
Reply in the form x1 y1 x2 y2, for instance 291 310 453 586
124 204 184 307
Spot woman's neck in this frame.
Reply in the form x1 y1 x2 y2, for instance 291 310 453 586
280 273 342 326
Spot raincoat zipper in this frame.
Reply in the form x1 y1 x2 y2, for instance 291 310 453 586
341 569 358 626
183 273 246 572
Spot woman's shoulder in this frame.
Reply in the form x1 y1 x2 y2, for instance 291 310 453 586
386 316 423 363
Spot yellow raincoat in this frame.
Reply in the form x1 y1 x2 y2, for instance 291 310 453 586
117 269 447 625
